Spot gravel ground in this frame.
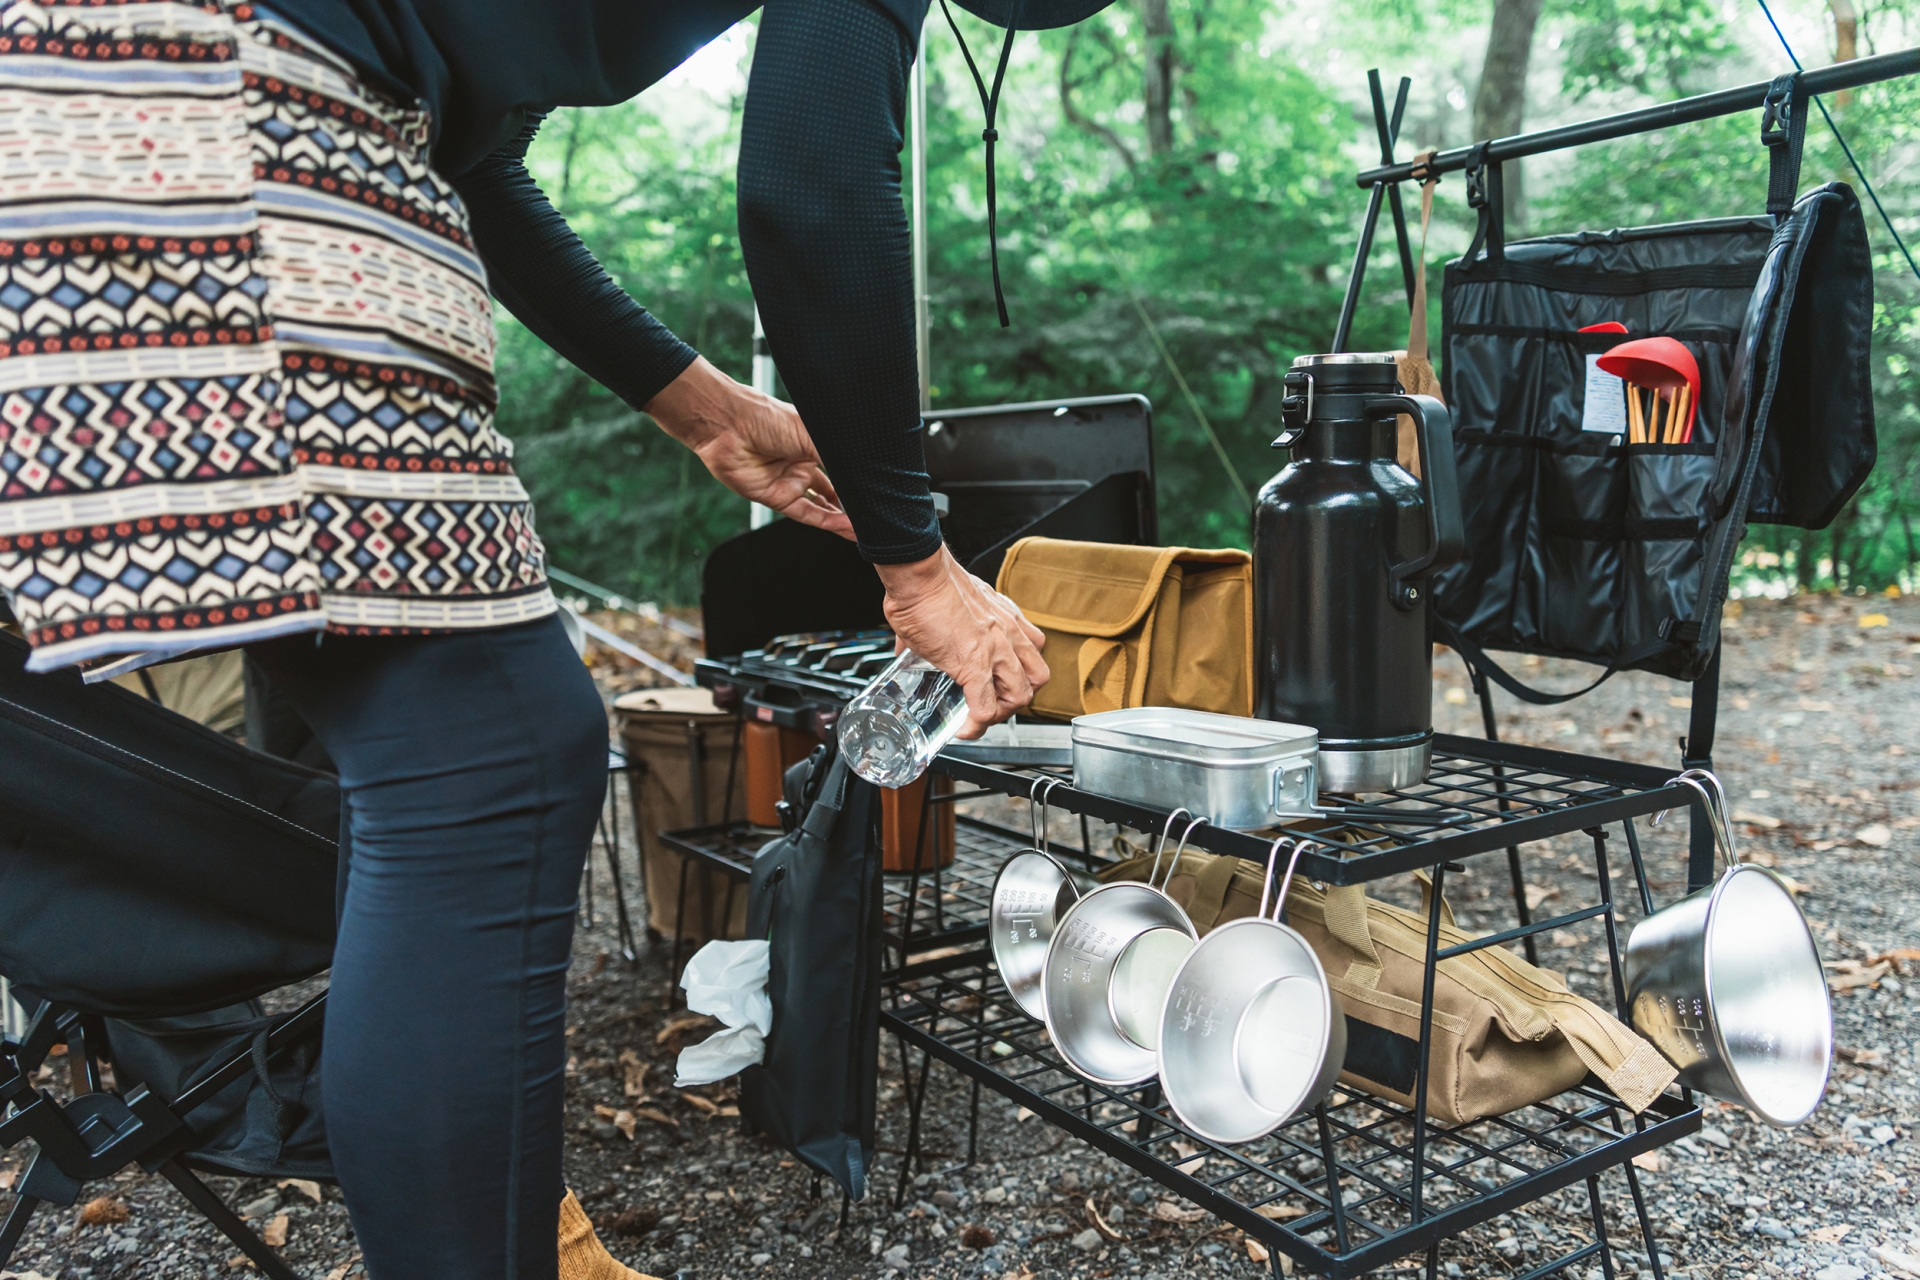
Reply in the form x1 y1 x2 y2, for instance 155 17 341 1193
3 594 1917 1280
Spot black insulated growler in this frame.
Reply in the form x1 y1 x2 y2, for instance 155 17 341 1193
1254 353 1464 792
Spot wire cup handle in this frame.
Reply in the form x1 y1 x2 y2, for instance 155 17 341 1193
1257 836 1308 924
1028 774 1065 857
1146 808 1197 891
1654 767 1741 872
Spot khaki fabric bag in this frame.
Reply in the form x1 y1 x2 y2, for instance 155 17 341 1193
1099 848 1676 1125
995 537 1253 721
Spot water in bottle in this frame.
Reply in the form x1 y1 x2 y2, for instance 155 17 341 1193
838 650 970 787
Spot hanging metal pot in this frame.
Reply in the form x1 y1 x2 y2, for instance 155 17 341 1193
1624 770 1832 1127
990 776 1081 1021
1043 811 1203 1087
1158 837 1346 1144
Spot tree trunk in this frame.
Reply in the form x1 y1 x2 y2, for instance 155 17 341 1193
1140 0 1175 158
1471 0 1543 231
1830 0 1858 105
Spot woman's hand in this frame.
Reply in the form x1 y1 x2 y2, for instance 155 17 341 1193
876 546 1050 739
644 356 853 538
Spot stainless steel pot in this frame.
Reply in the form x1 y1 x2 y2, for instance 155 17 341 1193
1044 811 1202 1086
1158 837 1346 1144
991 777 1079 1021
1624 770 1832 1128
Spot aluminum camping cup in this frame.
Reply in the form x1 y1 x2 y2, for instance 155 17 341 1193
1158 837 1346 1145
1044 811 1202 1086
1624 770 1832 1127
991 777 1081 1021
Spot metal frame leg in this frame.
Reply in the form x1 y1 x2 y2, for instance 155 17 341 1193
601 765 639 962
1477 670 1539 964
1410 861 1447 1222
157 1159 302 1280
0 1193 39 1267
893 1036 935 1209
1585 1174 1620 1280
1622 1162 1669 1280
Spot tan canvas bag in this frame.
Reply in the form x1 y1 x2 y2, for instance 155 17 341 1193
1099 848 1675 1124
995 537 1253 720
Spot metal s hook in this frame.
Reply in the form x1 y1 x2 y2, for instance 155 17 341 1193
1029 775 1064 856
1655 768 1740 870
1147 807 1194 889
1258 836 1308 924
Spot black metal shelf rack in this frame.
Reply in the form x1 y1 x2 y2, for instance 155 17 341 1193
873 735 1702 1279
885 952 1694 1280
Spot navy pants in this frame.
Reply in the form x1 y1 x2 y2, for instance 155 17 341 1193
251 615 607 1280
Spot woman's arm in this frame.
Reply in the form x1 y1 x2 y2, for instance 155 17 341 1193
736 0 938 568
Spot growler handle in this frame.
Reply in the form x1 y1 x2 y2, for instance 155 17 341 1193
1365 393 1464 611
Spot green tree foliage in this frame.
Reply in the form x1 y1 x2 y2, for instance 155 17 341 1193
496 0 1920 605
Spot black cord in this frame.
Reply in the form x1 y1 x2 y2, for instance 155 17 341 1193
937 0 1020 326
1754 0 1920 285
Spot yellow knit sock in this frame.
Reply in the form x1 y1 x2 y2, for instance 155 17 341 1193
557 1189 660 1280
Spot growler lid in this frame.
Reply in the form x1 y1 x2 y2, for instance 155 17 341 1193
1290 352 1399 368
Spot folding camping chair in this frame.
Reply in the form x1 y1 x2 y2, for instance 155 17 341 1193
0 628 339 1279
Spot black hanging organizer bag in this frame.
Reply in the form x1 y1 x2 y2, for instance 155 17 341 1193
1432 73 1876 705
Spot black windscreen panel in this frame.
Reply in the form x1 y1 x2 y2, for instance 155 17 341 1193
699 394 1158 656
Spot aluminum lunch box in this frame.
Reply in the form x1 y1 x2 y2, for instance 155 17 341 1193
1070 708 1319 829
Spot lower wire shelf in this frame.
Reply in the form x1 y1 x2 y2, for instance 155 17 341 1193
883 953 1700 1279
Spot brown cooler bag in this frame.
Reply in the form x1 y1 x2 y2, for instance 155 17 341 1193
1100 849 1675 1124
615 688 750 943
995 538 1254 720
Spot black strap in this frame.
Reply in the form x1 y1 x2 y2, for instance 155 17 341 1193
1760 72 1807 221
1436 614 1618 706
938 0 1019 327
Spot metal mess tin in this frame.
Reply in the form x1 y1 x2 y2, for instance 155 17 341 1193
1072 708 1318 830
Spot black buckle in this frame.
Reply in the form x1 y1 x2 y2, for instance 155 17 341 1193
1274 369 1312 449
1760 73 1797 149
1463 142 1491 208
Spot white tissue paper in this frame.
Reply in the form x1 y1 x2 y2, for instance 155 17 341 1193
673 938 772 1087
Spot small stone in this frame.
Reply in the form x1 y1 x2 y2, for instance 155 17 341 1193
1199 1242 1224 1257
882 1243 911 1267
236 1194 280 1222
749 1253 771 1267
604 1207 660 1238
960 1225 995 1250
1127 1187 1149 1205
1754 1218 1795 1241
932 1189 960 1209
1058 1170 1081 1192
1697 1126 1732 1150
1070 1228 1104 1253
591 1122 620 1142
1812 1266 1865 1280
983 1186 1008 1204
1870 1125 1897 1145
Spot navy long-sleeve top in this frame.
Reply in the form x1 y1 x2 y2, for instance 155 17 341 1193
268 0 942 564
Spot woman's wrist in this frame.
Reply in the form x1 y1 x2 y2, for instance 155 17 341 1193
642 356 738 452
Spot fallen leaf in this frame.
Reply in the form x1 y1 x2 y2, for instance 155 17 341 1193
959 1224 996 1250
324 1269 350 1280
1245 1235 1271 1263
604 1206 660 1237
1860 613 1890 629
77 1197 129 1227
1015 1106 1035 1123
613 1110 637 1140
1630 1151 1662 1172
1253 1203 1309 1220
623 1059 651 1100
1806 1224 1853 1244
680 1092 720 1117
1732 809 1783 830
1826 960 1892 991
1168 1140 1205 1174
633 1105 679 1128
655 1013 717 1045
261 1214 289 1247
276 1179 322 1204
1444 687 1468 705
1523 883 1560 910
1151 1200 1209 1224
0 1171 13 1191
1875 1243 1920 1275
1856 824 1893 847
715 1104 740 1117
1085 1197 1123 1240
1868 947 1920 975
1668 696 1692 708
1837 1045 1885 1066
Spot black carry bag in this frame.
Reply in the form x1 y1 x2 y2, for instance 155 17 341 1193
1432 78 1874 699
740 743 884 1200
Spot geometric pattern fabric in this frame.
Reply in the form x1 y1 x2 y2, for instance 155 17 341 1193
0 0 552 673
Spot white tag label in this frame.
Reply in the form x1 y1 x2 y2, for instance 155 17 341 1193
1581 354 1627 435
